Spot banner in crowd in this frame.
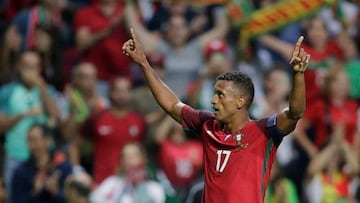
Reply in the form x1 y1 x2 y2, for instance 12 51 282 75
239 0 336 46
227 0 254 25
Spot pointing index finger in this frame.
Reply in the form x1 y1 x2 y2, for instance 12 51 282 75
130 28 138 43
294 36 304 56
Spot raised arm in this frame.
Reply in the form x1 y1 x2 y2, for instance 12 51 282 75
258 34 294 61
123 29 184 123
124 1 160 53
276 36 310 134
198 6 229 48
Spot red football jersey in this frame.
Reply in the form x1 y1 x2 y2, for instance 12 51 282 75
81 110 146 184
181 105 283 203
158 139 203 187
303 98 359 148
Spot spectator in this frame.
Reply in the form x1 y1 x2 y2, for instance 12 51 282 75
251 66 290 120
305 126 359 203
63 62 108 174
63 62 108 139
337 31 360 100
70 77 146 185
73 0 131 93
187 39 231 111
90 142 165 203
264 162 299 203
0 24 22 86
294 67 360 159
34 24 65 91
64 172 92 203
146 1 207 37
154 116 203 200
125 1 229 98
11 124 72 203
12 0 65 51
258 16 345 105
0 51 58 196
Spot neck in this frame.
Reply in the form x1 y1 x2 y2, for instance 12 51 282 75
34 151 50 169
331 97 345 106
82 89 96 100
224 111 250 133
111 107 128 118
101 1 116 16
172 133 186 145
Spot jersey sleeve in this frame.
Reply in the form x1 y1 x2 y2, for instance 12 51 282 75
181 105 214 133
265 115 288 143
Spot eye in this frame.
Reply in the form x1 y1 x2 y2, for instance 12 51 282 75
218 92 224 98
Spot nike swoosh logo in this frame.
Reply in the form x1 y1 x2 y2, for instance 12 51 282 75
224 134 231 141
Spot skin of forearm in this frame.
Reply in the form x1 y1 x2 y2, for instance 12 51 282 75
0 114 24 133
340 142 359 174
78 29 111 51
307 144 336 177
287 72 305 120
140 61 181 121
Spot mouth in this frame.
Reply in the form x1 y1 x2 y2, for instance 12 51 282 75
213 107 219 113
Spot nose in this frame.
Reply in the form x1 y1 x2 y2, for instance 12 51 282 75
211 94 218 105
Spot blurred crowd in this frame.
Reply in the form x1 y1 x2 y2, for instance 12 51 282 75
0 0 359 202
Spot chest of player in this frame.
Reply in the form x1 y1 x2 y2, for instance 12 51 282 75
202 121 275 176
93 113 144 144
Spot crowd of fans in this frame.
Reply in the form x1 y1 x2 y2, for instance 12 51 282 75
0 0 359 202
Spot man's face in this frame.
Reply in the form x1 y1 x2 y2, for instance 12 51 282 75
74 64 97 94
306 18 328 49
211 80 243 122
18 52 42 85
28 127 49 157
109 78 132 108
121 144 144 172
166 16 189 47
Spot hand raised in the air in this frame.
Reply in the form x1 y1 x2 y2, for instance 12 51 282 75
289 36 311 73
122 28 148 66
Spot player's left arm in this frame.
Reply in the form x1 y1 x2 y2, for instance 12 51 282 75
276 36 310 134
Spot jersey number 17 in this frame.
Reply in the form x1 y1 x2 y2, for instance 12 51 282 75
216 150 231 172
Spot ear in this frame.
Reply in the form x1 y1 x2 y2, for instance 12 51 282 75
236 95 246 109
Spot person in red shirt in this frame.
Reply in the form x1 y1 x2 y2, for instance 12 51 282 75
294 68 360 159
70 77 146 185
73 0 131 82
155 116 203 197
123 29 310 203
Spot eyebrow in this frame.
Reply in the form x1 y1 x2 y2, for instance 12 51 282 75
214 89 225 95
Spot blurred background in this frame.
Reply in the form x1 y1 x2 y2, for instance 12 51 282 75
0 0 359 202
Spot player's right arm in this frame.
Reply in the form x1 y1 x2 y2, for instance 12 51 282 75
123 29 184 123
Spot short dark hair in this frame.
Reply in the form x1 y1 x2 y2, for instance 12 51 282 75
29 124 53 138
216 72 255 108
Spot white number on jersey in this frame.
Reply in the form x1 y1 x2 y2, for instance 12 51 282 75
216 150 231 172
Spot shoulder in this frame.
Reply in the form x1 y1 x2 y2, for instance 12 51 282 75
0 83 20 104
182 105 214 120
